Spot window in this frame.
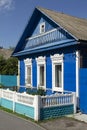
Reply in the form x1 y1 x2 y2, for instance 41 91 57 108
40 22 45 33
55 64 62 88
24 58 32 87
51 54 64 92
39 65 44 86
36 56 46 89
27 66 31 85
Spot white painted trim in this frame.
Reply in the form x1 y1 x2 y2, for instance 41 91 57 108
26 28 58 41
51 54 64 92
36 56 46 90
76 51 80 97
18 60 20 89
24 58 32 88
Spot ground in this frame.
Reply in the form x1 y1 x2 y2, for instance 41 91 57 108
39 117 87 130
0 109 87 130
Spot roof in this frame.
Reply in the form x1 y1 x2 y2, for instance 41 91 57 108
37 7 87 41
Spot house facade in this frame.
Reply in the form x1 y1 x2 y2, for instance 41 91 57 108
12 7 87 107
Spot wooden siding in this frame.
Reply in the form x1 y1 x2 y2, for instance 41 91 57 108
24 28 70 50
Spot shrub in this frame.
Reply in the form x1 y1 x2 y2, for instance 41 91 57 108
37 87 46 96
0 83 4 88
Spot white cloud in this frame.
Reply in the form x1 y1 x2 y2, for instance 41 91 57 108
0 0 14 10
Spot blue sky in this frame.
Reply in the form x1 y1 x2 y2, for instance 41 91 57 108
0 0 87 48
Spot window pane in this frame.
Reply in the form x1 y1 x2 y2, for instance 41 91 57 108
27 66 31 84
55 65 62 87
40 66 44 86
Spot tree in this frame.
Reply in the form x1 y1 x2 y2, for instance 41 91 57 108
0 55 6 74
0 55 18 75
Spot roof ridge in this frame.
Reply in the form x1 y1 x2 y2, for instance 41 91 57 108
37 6 87 21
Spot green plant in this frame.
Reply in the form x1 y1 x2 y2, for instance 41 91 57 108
26 87 46 96
37 87 46 96
0 83 4 88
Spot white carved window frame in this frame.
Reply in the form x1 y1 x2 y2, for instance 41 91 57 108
51 54 64 92
36 56 46 90
24 58 32 88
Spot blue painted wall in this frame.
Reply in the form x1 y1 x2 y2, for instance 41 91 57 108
64 52 76 92
46 56 52 89
19 46 76 94
0 75 17 87
79 69 87 114
20 60 25 86
32 59 37 87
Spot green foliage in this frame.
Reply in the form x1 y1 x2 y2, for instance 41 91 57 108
37 87 46 96
0 83 4 88
0 55 18 75
26 87 46 96
0 55 6 74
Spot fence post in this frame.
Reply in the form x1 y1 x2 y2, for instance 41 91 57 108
13 91 16 112
0 89 2 106
34 95 41 121
73 92 77 114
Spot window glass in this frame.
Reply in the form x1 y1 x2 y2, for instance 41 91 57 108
40 65 44 86
27 66 31 84
55 64 62 87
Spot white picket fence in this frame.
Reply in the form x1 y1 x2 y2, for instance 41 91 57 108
0 89 76 121
41 93 74 107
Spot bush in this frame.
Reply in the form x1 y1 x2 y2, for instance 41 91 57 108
0 83 4 88
37 87 46 96
26 87 46 96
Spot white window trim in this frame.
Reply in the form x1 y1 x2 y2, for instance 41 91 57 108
18 60 20 89
36 56 46 90
51 54 64 92
40 22 45 33
24 58 32 88
76 51 80 98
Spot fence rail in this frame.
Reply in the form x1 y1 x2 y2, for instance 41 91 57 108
16 93 34 106
41 93 73 107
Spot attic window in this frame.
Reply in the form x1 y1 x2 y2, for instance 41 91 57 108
40 22 45 33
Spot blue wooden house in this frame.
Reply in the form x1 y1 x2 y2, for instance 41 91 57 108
12 7 87 110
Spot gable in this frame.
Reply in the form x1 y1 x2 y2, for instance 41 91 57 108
12 7 78 57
